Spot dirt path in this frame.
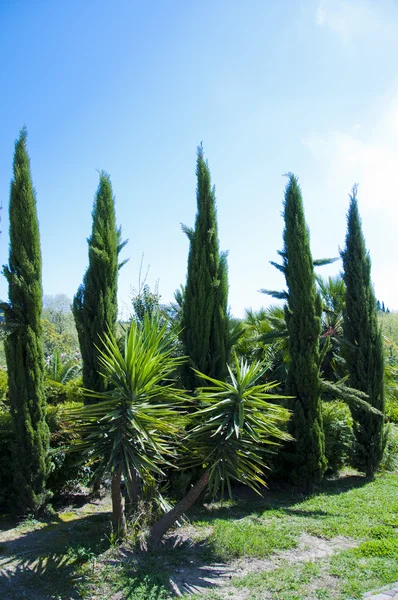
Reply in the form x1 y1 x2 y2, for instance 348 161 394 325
161 530 357 598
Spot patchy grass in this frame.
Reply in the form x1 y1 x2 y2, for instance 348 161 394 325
1 473 397 599
210 517 298 559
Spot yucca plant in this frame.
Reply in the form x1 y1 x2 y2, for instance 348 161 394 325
68 316 187 535
149 356 291 544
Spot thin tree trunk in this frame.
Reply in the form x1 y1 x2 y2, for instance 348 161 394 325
125 470 139 518
91 476 101 499
148 470 209 546
111 466 127 536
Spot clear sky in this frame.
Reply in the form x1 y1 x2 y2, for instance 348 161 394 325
0 0 397 318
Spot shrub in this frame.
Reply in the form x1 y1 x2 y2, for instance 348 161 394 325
47 401 90 496
0 400 88 510
379 423 398 472
0 368 8 402
44 379 67 404
386 399 398 424
322 401 354 475
0 407 13 507
44 376 83 405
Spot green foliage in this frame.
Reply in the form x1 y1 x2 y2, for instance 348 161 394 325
188 356 291 498
120 576 170 600
322 401 354 475
341 185 385 476
0 400 87 508
46 402 90 496
0 406 13 507
45 350 81 384
1 128 50 514
236 305 289 386
268 174 326 491
379 311 398 346
73 171 127 395
355 538 398 558
317 275 346 382
44 379 68 404
0 367 8 401
68 316 187 505
379 423 398 472
132 283 161 324
42 294 79 356
181 145 229 390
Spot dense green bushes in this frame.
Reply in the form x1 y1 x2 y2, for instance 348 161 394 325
0 399 86 510
322 401 354 475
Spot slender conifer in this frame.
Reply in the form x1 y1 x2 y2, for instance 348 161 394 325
73 172 127 395
341 186 385 476
181 145 229 390
270 174 326 491
2 128 49 514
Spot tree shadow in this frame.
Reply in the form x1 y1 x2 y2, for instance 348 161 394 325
113 536 235 598
0 510 111 599
186 473 370 523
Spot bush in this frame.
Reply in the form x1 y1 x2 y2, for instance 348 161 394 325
44 376 83 405
47 401 90 496
379 423 398 472
65 377 84 403
0 368 8 402
322 401 354 475
0 400 88 510
0 407 13 507
44 379 67 404
386 399 398 424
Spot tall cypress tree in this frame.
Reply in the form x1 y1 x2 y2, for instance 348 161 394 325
181 145 229 390
269 174 326 491
341 185 385 476
73 172 127 395
2 128 50 514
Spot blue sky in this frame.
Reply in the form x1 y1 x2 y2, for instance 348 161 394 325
0 0 397 317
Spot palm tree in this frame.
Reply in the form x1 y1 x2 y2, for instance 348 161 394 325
236 306 289 386
316 275 346 383
45 350 81 384
148 356 291 544
68 316 187 535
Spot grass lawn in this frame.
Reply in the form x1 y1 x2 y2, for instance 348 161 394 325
1 471 397 599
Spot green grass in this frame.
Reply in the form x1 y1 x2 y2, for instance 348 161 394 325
234 551 398 600
2 473 398 599
75 472 398 600
210 517 297 559
195 472 397 562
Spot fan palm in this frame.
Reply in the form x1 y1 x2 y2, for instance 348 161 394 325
68 316 187 535
149 355 291 544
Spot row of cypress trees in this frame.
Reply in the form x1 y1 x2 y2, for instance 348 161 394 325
2 130 385 514
271 176 385 490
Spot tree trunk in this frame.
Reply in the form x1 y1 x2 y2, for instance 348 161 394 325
111 466 127 536
91 476 101 499
148 470 209 546
125 470 139 518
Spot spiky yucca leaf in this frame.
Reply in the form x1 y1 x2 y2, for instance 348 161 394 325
187 356 291 498
67 316 188 499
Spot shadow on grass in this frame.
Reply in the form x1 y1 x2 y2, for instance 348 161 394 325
0 511 111 600
103 537 234 598
187 473 370 524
